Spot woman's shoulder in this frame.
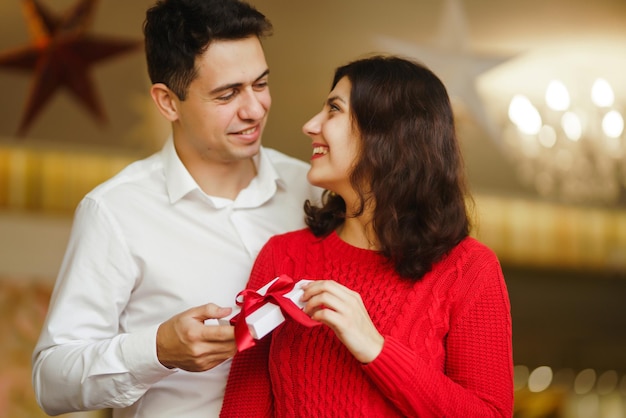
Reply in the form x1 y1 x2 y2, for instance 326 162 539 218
444 237 510 319
451 236 499 263
436 236 503 287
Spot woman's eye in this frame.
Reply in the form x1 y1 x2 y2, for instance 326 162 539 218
329 104 340 112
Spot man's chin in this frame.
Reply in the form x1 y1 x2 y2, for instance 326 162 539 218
235 140 262 159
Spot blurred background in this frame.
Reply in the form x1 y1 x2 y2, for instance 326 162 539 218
0 0 625 417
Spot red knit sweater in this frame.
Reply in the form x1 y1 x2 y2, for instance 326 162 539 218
221 229 513 417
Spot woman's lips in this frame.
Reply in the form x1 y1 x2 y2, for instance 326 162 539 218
311 144 329 159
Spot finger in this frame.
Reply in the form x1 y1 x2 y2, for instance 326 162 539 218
202 340 238 365
179 334 236 361
200 347 238 370
189 303 233 321
181 341 238 372
302 280 344 301
200 323 235 342
199 339 237 357
304 290 347 317
310 304 344 328
306 279 356 305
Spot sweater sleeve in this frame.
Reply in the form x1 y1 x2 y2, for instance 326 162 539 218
362 253 514 418
220 240 280 418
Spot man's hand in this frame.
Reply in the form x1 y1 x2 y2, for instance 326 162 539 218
156 303 236 371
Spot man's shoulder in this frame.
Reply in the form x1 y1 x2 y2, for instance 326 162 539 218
86 151 162 201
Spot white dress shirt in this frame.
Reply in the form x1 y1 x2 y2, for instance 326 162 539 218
32 138 321 418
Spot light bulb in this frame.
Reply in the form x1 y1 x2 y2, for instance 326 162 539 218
591 78 614 107
545 80 570 111
602 110 624 138
562 111 582 141
509 95 542 135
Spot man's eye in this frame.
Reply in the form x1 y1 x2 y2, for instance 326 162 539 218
253 81 268 90
218 90 237 101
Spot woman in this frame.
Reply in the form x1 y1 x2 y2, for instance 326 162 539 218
220 55 513 417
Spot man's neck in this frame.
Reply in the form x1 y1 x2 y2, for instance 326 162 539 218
192 158 257 200
174 141 258 199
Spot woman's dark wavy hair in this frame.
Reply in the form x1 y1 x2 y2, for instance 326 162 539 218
143 0 272 100
305 55 471 280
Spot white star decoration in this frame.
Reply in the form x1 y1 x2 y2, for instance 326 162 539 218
374 0 514 142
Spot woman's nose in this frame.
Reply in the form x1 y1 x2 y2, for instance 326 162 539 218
302 111 323 137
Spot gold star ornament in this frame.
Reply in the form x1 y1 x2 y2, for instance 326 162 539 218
0 0 142 137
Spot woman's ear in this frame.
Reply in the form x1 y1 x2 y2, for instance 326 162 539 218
150 83 179 122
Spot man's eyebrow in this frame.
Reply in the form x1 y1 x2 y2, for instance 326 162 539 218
209 69 270 95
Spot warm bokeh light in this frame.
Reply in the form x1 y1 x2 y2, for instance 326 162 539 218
596 370 619 395
504 75 624 203
546 79 570 111
591 78 615 108
528 366 553 393
602 110 624 138
574 368 597 395
513 365 626 417
538 124 557 148
561 111 583 141
509 94 542 135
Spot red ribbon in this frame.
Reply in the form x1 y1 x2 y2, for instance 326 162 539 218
234 274 320 351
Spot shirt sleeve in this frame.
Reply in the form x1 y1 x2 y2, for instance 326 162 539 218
32 197 175 415
362 256 514 418
220 241 279 418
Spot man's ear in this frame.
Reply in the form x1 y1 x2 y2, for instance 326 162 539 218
150 83 179 122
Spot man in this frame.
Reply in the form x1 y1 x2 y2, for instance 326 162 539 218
32 1 320 417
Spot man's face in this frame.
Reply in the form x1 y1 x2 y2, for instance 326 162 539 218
172 36 271 165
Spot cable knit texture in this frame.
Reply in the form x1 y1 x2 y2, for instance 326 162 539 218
220 229 513 418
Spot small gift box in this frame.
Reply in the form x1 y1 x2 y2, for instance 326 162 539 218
220 275 319 351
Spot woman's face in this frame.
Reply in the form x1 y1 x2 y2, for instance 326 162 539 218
302 76 361 197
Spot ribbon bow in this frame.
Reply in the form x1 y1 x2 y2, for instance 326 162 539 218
234 274 319 351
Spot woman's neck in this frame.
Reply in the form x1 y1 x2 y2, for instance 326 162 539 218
337 216 379 250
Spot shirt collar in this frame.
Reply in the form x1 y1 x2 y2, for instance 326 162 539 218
234 146 286 209
161 137 286 207
162 137 199 204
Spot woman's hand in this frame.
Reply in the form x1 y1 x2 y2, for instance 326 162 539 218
301 280 384 363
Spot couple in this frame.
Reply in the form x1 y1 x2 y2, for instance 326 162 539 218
32 0 513 417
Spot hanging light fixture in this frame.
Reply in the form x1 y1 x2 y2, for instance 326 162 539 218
503 77 625 203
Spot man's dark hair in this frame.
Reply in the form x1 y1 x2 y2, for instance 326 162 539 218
143 0 272 99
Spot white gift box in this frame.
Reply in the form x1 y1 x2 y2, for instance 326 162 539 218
218 277 312 340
